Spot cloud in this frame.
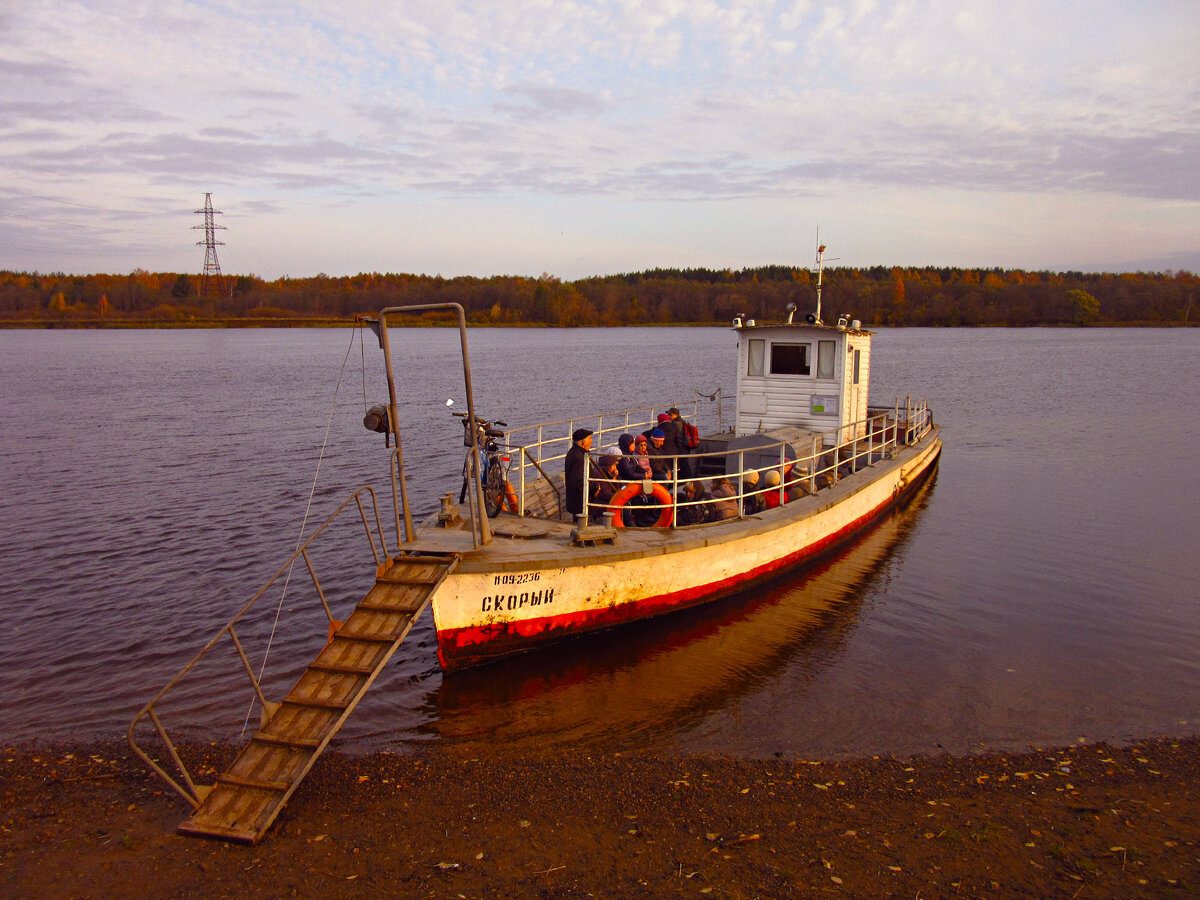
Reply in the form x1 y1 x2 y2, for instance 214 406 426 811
495 84 610 119
0 0 1195 277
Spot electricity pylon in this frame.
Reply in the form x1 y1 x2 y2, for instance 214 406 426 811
193 193 226 296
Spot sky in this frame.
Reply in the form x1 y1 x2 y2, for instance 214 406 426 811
1 0 1197 280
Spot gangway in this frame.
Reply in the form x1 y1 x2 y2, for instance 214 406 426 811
127 484 460 844
178 554 455 842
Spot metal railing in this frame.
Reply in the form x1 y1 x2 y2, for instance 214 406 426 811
500 393 724 515
126 486 392 807
575 397 934 529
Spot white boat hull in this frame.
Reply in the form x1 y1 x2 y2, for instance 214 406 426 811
431 430 941 670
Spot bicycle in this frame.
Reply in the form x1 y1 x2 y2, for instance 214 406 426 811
453 411 510 518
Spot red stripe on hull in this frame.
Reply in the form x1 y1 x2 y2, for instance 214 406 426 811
437 449 939 671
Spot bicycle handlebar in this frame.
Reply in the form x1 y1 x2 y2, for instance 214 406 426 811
452 411 507 428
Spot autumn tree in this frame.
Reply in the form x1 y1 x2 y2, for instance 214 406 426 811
1067 289 1100 325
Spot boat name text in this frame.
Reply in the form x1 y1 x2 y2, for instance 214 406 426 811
481 589 554 613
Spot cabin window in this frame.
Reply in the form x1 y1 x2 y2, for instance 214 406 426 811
769 342 810 375
853 348 861 384
747 339 765 376
817 340 836 379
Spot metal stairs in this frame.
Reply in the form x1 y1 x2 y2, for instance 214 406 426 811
174 554 456 843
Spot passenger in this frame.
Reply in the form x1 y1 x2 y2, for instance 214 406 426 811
588 454 623 522
783 462 808 501
640 414 669 443
563 427 596 520
615 435 656 526
662 406 696 477
762 469 785 509
646 428 674 482
621 433 653 481
675 479 712 525
709 477 739 520
742 470 763 514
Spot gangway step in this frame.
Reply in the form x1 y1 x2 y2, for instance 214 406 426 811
281 695 351 711
176 554 458 844
307 660 377 676
331 629 400 643
217 773 291 792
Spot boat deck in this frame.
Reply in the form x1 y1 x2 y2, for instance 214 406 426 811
400 431 936 572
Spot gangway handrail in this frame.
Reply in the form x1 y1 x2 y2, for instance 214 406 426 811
127 485 391 807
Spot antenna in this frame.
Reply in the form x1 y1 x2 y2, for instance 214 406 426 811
810 229 839 325
192 193 226 296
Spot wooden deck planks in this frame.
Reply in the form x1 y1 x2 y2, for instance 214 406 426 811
176 554 457 844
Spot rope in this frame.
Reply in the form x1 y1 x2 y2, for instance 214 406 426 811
240 326 361 737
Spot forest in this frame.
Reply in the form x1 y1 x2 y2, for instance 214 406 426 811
0 264 1194 327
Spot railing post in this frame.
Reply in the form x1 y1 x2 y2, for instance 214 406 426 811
580 452 590 527
810 436 818 494
670 453 678 527
737 449 745 518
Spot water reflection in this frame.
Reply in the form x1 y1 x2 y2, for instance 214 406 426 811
426 475 937 755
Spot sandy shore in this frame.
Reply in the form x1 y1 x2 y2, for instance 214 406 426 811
2 736 1197 898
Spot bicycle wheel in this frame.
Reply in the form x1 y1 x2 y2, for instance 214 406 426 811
484 456 505 517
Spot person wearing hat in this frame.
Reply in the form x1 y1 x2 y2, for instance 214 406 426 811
645 428 674 481
588 453 623 521
742 470 762 514
662 406 697 478
564 427 596 519
762 469 785 509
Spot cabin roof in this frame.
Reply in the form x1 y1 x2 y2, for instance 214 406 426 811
731 319 872 337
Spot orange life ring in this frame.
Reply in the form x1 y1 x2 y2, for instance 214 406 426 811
504 480 519 513
607 481 673 527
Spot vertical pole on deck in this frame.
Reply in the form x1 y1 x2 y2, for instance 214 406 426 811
377 318 415 544
455 306 491 547
376 303 490 549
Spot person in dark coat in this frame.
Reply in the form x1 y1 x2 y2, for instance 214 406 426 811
675 478 712 525
661 406 695 477
645 428 674 482
617 433 647 481
588 454 623 521
564 428 594 519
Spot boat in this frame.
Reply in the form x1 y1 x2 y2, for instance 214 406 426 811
392 265 940 671
433 474 937 753
129 245 941 843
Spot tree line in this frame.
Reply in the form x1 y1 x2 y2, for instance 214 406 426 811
0 265 1194 327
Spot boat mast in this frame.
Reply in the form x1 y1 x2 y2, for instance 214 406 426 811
813 239 827 325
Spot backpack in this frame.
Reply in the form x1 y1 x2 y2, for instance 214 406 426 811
682 421 700 449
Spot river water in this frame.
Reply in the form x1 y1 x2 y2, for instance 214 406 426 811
0 326 1196 759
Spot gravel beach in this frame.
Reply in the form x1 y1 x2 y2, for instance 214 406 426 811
2 736 1197 898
